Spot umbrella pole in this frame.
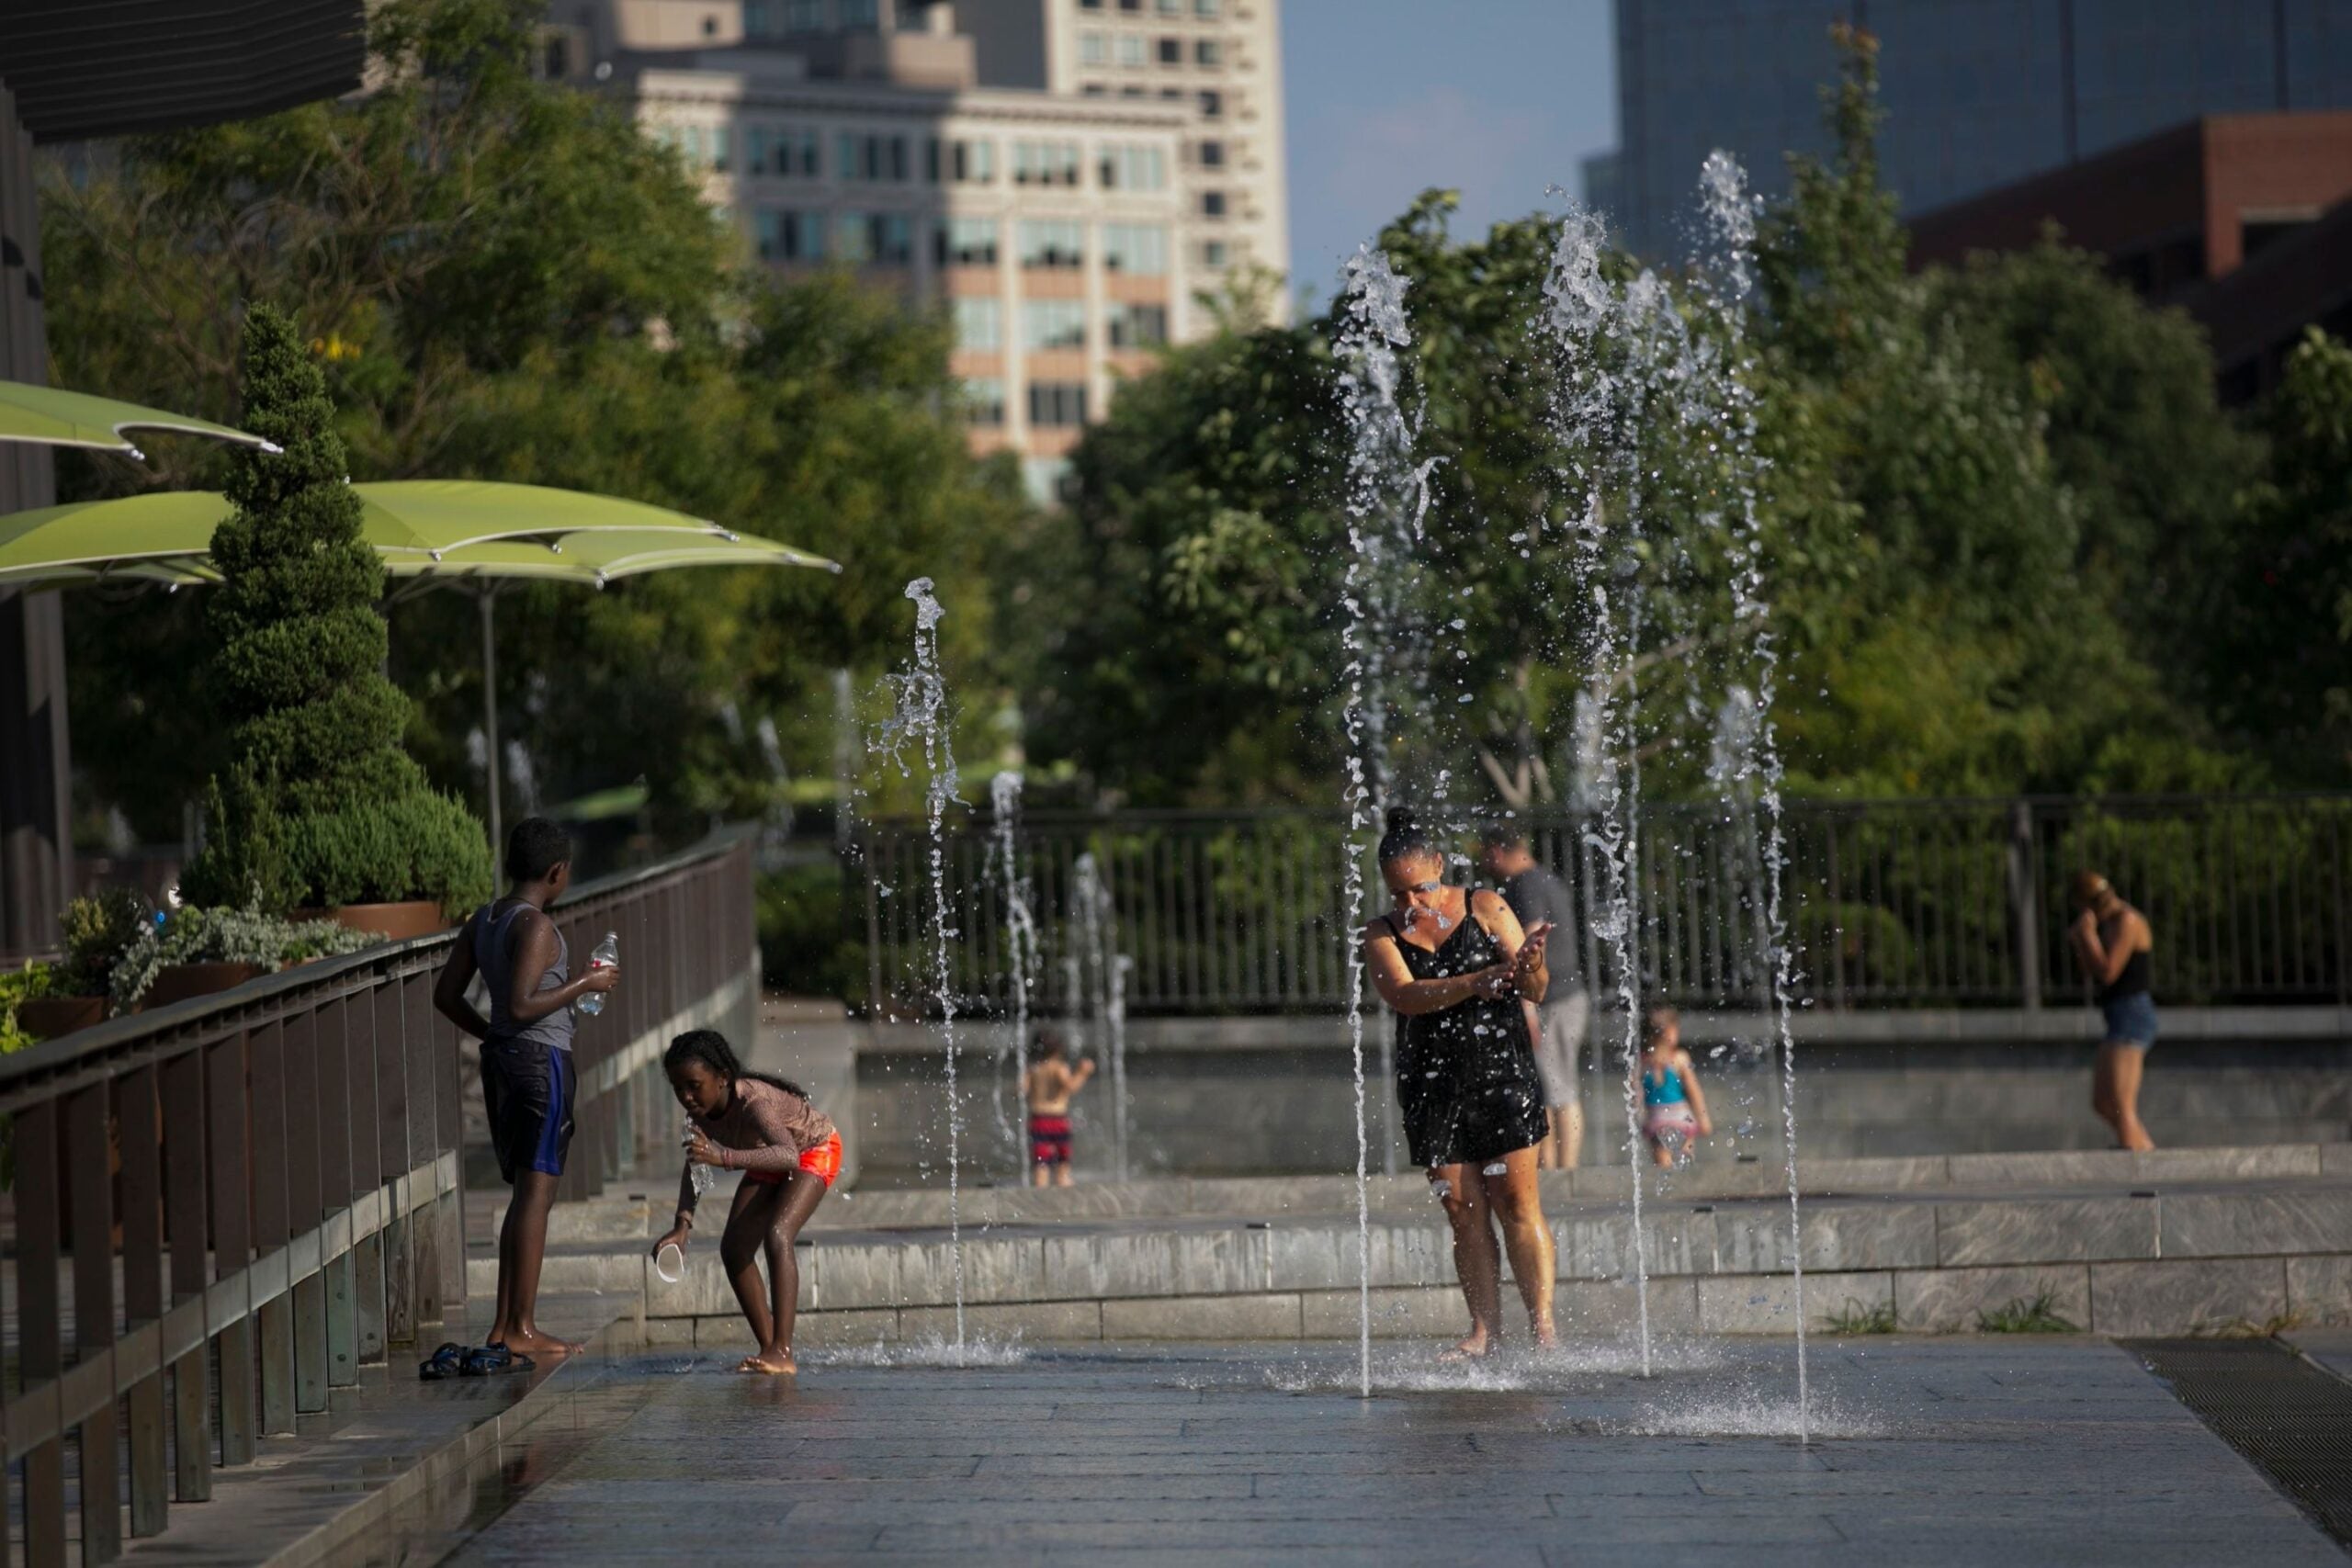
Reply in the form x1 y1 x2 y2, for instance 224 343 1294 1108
480 584 503 860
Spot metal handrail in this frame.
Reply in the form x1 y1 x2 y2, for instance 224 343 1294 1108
852 794 2352 1016
1 829 757 1566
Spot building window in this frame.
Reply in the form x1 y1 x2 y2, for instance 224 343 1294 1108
1120 85 1144 96
1117 0 1142 11
1079 0 1102 7
1108 303 1168 349
1082 83 1106 96
1200 190 1227 218
1158 37 1181 63
1018 219 1086 268
1198 88 1222 118
1156 0 1181 12
756 209 824 261
747 126 769 175
1197 138 1224 168
1200 238 1228 266
1097 144 1167 191
937 215 1000 266
944 138 994 183
703 13 719 36
1029 382 1090 425
1101 221 1169 275
1194 0 1219 13
1012 141 1081 186
835 211 911 264
954 299 1002 351
1116 33 1146 66
1194 39 1222 66
785 0 821 25
542 32 571 78
840 0 878 26
837 132 910 182
964 378 1006 427
709 127 732 172
1023 299 1088 351
1079 31 1108 64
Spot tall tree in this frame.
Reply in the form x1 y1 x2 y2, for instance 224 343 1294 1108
183 305 489 913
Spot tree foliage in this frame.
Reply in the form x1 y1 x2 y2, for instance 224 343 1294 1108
1036 23 2274 808
44 0 1024 842
181 305 491 914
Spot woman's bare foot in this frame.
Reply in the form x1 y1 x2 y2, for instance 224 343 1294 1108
737 1349 797 1375
1530 1321 1559 1351
1437 1329 1495 1362
495 1327 584 1359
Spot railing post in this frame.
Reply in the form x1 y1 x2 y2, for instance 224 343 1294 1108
205 1029 257 1465
68 1080 122 1562
2009 798 2043 1012
163 1043 213 1502
18 1100 67 1568
283 1009 331 1414
248 1018 298 1435
119 1061 169 1538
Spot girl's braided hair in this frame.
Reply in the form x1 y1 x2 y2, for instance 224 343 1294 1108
663 1028 806 1100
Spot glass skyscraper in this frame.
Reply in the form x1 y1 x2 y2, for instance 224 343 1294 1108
1600 0 2352 257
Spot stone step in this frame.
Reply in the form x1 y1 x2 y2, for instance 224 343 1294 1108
474 1177 2352 1340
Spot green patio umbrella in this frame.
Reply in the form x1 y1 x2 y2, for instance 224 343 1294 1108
0 486 841 851
0 479 781 584
0 378 278 458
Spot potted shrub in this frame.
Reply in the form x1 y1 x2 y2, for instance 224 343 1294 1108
108 906 379 1015
180 303 490 933
14 889 149 1040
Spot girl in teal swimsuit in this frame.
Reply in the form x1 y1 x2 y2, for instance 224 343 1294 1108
1637 1006 1713 1168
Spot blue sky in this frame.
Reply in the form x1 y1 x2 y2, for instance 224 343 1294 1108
1280 0 1617 308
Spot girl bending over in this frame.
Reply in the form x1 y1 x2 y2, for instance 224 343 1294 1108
652 1030 842 1374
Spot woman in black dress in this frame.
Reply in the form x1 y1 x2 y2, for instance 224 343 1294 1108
1364 813 1557 1358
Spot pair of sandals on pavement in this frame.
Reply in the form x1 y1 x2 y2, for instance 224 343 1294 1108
417 1340 536 1381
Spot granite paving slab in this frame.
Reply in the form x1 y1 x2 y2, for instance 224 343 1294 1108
321 1337 2350 1566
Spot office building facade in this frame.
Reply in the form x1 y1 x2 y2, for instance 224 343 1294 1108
1599 0 2352 258
552 0 1285 498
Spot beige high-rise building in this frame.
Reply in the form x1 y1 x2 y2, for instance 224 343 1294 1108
548 0 1287 500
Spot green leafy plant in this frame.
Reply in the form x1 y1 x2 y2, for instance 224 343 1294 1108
1977 1288 2079 1334
107 907 380 1016
1825 1297 1897 1336
58 888 153 997
179 304 489 918
0 962 59 1055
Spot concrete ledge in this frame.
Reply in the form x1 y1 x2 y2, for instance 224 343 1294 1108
621 1250 2351 1343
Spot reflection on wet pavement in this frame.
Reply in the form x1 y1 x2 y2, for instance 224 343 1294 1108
385 1339 2341 1566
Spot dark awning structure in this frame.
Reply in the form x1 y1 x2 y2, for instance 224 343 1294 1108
0 0 368 144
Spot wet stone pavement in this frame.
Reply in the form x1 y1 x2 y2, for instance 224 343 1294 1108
417 1337 2342 1566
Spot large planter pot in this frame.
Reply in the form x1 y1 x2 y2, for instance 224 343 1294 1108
139 962 266 1011
16 994 107 1040
294 900 449 942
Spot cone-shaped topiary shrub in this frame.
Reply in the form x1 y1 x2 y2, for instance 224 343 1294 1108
183 304 491 917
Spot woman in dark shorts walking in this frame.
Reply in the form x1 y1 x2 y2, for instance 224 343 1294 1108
2069 870 2158 1151
1364 813 1557 1359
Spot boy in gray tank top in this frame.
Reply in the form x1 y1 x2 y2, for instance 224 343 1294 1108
434 818 619 1364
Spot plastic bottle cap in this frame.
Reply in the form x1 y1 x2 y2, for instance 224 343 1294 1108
653 1241 686 1284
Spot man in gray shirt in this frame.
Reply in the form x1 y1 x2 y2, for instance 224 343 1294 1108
1479 827 1588 1168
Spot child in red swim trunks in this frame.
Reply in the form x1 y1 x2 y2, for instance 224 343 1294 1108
652 1029 839 1374
1022 1031 1095 1188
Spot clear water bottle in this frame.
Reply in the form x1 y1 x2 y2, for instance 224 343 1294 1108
573 931 619 1016
685 1117 717 1197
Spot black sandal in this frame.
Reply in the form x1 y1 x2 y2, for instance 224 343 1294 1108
419 1342 467 1381
459 1343 535 1378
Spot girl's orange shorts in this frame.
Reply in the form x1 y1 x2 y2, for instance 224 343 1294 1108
742 1132 842 1189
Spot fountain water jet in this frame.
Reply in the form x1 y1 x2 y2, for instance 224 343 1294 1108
1335 244 1442 1398
989 771 1040 1179
873 577 967 1348
1690 149 1809 1438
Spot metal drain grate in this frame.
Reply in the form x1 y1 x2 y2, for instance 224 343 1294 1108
2128 1337 2352 1549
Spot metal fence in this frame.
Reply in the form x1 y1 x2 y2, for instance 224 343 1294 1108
0 832 754 1565
853 795 2352 1016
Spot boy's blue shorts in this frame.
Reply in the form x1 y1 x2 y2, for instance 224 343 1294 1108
480 1038 575 1184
